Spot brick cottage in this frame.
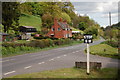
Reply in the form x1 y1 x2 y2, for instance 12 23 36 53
46 18 72 38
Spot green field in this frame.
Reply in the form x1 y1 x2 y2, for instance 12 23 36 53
9 68 117 78
88 44 118 59
19 13 42 31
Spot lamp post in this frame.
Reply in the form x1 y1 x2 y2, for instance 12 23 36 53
84 34 93 75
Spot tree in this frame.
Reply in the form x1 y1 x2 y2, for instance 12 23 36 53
78 22 87 31
42 12 53 29
61 12 71 23
84 26 98 38
2 2 21 33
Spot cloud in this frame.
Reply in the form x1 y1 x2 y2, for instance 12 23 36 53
72 2 119 26
101 13 118 18
72 2 118 13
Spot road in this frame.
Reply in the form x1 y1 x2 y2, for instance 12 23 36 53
1 39 119 78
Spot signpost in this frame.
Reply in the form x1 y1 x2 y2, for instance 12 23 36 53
84 34 93 75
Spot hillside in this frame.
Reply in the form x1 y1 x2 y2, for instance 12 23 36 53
19 13 42 31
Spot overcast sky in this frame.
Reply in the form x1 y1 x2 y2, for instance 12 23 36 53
71 2 119 27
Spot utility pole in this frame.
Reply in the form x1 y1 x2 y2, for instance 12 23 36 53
109 12 112 27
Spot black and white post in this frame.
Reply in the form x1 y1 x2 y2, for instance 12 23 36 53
84 34 93 75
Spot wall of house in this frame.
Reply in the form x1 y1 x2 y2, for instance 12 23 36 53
46 18 72 38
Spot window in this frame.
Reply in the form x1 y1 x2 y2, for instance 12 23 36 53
58 28 61 31
51 28 54 31
65 28 67 31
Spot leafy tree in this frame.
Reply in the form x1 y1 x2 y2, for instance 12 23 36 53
78 22 87 31
61 12 71 23
42 12 53 29
84 26 98 38
18 2 32 15
2 2 21 33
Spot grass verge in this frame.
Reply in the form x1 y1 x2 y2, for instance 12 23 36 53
9 68 118 78
85 44 118 59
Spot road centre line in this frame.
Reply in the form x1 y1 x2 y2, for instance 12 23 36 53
63 55 67 56
57 56 60 58
38 62 45 64
4 71 16 75
24 66 32 69
76 51 79 52
0 59 15 63
49 59 54 61
72 52 76 53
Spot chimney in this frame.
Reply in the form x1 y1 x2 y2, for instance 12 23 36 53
63 20 67 24
59 18 62 22
54 18 58 26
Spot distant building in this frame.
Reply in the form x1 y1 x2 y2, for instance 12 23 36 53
0 33 9 41
46 18 72 38
19 26 37 40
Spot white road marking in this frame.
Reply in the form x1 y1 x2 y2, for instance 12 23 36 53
24 66 32 69
49 59 54 61
57 56 60 58
0 59 15 63
63 55 67 56
4 71 16 75
38 62 45 64
72 52 75 53
76 51 79 52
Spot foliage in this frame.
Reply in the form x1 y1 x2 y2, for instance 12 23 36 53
2 46 36 56
84 26 98 38
72 33 83 39
61 12 71 23
104 28 118 41
78 22 87 31
41 13 53 29
101 40 118 48
2 2 21 33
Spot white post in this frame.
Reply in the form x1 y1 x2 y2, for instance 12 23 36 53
87 43 90 75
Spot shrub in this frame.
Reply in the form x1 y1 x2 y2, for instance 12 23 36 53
2 42 27 48
2 46 37 56
101 40 118 48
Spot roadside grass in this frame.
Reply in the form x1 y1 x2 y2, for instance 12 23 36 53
2 40 83 58
85 44 118 59
9 68 118 78
19 13 42 31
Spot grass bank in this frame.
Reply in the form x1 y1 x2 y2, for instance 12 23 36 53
9 68 118 78
86 44 118 59
19 13 42 31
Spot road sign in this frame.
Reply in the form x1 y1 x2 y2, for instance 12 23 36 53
84 34 93 44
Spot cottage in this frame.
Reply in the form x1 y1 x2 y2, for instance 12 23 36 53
46 18 72 38
19 26 37 40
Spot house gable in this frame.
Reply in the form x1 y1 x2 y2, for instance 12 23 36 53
46 18 72 38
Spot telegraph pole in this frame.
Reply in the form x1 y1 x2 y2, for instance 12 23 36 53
109 12 111 26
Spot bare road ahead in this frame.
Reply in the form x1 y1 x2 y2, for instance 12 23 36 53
1 39 119 78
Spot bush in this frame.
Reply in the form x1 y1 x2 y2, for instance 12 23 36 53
2 42 27 48
2 39 73 56
101 40 118 48
2 46 36 56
